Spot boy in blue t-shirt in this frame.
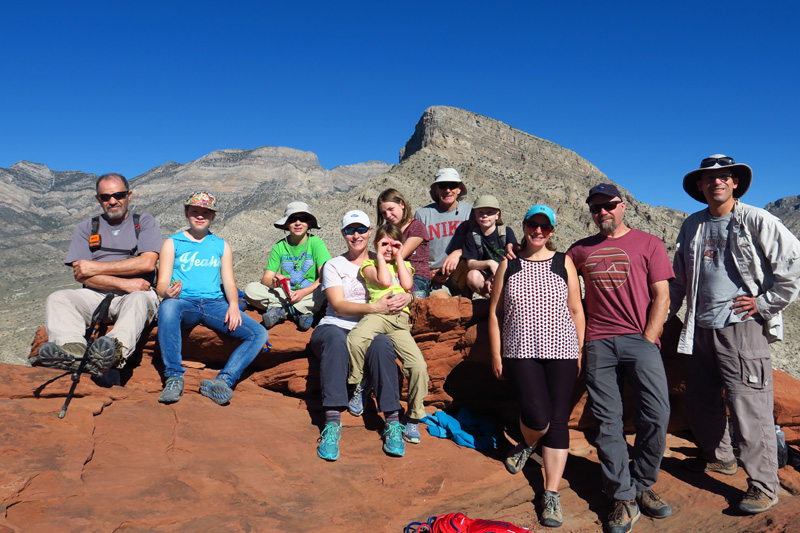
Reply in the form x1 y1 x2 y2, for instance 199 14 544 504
243 201 331 331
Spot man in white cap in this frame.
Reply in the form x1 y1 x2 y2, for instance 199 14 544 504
670 154 800 514
413 168 472 295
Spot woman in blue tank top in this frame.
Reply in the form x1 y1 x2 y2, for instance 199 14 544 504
155 191 268 405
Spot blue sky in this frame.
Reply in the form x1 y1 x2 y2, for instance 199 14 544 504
2 1 797 215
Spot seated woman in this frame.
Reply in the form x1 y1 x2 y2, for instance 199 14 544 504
156 191 268 405
309 210 414 460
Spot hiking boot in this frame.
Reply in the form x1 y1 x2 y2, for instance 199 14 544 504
296 313 314 332
541 490 563 527
158 376 185 404
404 419 421 444
348 379 370 417
85 336 123 377
382 421 406 457
683 456 738 475
738 485 778 514
607 500 640 533
200 378 234 405
33 342 85 371
505 441 534 474
317 422 342 461
636 489 671 518
262 307 287 329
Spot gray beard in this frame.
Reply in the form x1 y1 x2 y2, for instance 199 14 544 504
599 220 617 235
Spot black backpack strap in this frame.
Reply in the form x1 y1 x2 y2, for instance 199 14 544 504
87 213 139 256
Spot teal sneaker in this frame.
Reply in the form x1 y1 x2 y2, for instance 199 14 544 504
158 376 185 404
317 422 342 461
382 421 406 457
200 378 234 405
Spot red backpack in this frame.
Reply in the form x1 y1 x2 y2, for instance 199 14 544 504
405 512 530 533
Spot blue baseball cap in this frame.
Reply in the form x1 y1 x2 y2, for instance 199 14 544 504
524 205 556 226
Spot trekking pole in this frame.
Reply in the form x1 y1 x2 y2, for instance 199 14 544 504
58 293 114 419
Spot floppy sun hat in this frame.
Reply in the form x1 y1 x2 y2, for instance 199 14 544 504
274 201 321 230
429 167 468 201
185 191 218 211
682 154 752 204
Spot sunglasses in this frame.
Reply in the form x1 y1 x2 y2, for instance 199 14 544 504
436 182 460 191
287 214 312 224
524 221 554 234
343 226 370 235
97 191 129 202
589 201 622 214
700 156 735 168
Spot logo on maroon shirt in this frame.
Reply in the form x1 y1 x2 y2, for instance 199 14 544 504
585 247 630 290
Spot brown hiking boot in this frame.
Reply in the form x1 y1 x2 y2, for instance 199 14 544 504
33 342 86 371
608 499 640 533
683 456 738 475
85 336 123 377
738 485 778 514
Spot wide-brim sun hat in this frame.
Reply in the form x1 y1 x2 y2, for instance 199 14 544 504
185 190 218 211
524 205 556 226
682 154 752 204
473 195 500 210
341 210 371 229
274 201 320 229
429 167 468 202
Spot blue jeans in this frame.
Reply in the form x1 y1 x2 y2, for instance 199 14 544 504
157 298 268 385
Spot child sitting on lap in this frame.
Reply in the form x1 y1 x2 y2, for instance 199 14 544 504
346 223 430 444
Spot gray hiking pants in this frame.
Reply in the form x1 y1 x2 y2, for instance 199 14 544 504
686 320 779 499
584 334 670 501
44 288 159 362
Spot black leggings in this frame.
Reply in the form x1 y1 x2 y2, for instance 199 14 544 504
504 357 578 450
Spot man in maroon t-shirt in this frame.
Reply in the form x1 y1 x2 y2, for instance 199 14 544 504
567 183 674 533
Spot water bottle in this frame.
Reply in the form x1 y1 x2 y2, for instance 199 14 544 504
776 425 788 469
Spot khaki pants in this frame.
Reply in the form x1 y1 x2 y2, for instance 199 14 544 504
347 313 429 420
243 281 324 315
44 288 159 363
686 320 779 499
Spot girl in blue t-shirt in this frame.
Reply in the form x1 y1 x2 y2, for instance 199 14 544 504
155 191 267 405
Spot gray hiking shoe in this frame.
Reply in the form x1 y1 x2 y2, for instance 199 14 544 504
262 307 287 329
541 490 563 527
636 488 671 518
683 456 738 475
33 342 85 371
504 441 534 474
296 313 314 332
158 377 185 404
608 499 640 533
200 378 234 405
738 485 778 514
85 336 123 377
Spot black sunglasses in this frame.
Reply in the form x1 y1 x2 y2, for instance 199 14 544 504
589 200 623 214
700 156 735 168
343 226 369 235
287 214 312 224
97 191 129 202
436 182 460 191
524 221 554 234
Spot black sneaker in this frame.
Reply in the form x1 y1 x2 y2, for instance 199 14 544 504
636 489 672 518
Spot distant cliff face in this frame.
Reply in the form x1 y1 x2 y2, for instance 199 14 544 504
1 106 797 376
766 195 800 237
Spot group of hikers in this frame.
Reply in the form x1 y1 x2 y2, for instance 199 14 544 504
32 155 800 533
